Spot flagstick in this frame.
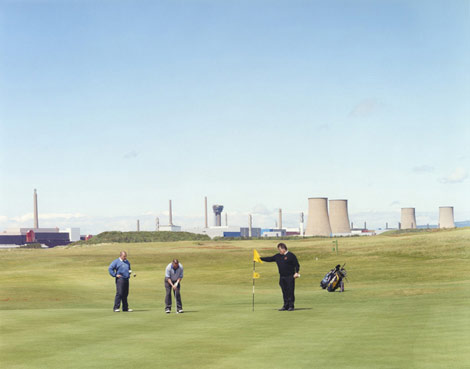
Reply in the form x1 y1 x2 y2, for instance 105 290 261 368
252 261 255 312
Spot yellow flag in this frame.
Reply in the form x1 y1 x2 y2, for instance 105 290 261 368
253 272 260 279
253 249 263 263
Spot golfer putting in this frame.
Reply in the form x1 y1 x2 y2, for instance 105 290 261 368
260 243 300 311
164 259 183 314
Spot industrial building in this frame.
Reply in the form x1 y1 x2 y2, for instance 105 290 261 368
0 190 81 247
0 227 80 247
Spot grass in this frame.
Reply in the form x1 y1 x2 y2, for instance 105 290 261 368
1 228 470 369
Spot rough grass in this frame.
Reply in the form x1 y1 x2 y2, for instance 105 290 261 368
1 228 469 369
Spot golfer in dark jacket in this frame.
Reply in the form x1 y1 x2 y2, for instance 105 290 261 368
108 251 133 312
261 243 300 311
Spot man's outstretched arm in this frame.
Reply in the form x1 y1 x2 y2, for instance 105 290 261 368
260 255 276 262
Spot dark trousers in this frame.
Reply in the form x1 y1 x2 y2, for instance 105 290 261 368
165 279 182 310
279 275 295 309
114 278 129 311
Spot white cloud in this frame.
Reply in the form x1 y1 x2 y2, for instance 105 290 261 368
349 99 384 118
413 165 434 173
439 167 468 184
251 204 273 216
123 150 138 159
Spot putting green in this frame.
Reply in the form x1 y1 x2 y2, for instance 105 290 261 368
1 228 469 369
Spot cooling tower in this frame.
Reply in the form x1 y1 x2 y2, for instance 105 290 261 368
305 197 332 236
329 199 351 234
439 207 455 228
401 208 416 229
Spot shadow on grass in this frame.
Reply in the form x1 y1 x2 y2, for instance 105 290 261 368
272 307 313 311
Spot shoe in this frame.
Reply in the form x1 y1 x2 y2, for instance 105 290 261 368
124 309 133 312
278 307 287 311
114 309 120 312
165 309 170 314
177 309 184 314
287 307 295 311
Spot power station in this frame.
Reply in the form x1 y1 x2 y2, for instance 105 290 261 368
0 190 463 244
0 189 81 247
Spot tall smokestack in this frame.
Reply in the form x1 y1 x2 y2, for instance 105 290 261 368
305 197 332 236
249 214 252 237
204 196 208 228
169 200 173 226
156 217 160 231
278 208 282 230
225 212 228 226
33 189 39 229
137 220 140 232
439 206 455 228
300 212 304 237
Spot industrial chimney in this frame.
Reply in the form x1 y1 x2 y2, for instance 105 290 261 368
329 199 351 234
204 196 208 228
249 214 253 237
401 208 416 229
33 189 39 229
439 206 455 228
305 197 332 237
278 208 282 230
213 205 224 226
169 200 173 226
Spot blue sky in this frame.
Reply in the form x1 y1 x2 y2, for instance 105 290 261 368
1 0 469 234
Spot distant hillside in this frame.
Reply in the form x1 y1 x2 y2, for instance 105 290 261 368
381 226 468 236
417 221 470 229
73 231 210 244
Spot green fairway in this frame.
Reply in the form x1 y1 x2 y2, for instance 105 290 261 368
1 228 470 369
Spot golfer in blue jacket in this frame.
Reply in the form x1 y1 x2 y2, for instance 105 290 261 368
108 251 133 312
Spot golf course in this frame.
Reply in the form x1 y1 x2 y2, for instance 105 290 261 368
1 228 469 369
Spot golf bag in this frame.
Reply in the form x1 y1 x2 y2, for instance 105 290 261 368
320 264 347 292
